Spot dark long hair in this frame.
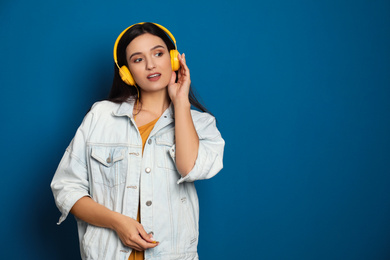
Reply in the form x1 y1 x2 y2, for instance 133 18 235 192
108 22 210 114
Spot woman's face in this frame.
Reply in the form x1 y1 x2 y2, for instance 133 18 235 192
126 33 172 92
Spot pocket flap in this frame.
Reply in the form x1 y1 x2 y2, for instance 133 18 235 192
91 147 125 167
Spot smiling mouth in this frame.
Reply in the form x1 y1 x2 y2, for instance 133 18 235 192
147 73 161 79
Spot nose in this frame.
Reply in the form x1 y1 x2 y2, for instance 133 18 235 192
145 57 156 70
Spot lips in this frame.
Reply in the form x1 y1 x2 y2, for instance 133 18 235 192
147 73 161 81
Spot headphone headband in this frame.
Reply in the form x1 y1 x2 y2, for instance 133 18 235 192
113 22 180 86
113 22 177 68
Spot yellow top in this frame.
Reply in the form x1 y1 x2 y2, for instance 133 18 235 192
138 117 159 154
129 117 159 260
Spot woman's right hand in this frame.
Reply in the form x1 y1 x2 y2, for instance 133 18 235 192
112 213 159 251
70 197 158 251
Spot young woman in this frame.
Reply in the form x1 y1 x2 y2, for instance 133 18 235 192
51 22 224 260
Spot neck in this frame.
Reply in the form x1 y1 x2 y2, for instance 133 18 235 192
137 89 170 117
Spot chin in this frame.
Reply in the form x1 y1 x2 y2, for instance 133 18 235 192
138 79 170 92
139 84 168 93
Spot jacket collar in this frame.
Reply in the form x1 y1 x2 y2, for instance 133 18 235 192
112 99 135 118
112 99 175 120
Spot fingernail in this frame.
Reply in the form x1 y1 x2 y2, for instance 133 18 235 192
150 236 155 241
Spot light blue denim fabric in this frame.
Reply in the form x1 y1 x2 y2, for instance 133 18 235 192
51 100 224 260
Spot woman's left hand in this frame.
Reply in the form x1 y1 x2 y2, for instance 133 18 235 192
168 53 191 106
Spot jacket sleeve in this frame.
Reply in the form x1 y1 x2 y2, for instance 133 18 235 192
50 110 94 225
175 112 225 184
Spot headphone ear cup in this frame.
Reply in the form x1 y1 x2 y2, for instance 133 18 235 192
119 66 135 86
170 49 180 71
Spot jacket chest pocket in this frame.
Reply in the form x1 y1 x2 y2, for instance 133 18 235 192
90 146 127 187
155 131 177 171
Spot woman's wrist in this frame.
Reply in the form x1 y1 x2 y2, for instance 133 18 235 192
109 211 125 231
172 97 191 109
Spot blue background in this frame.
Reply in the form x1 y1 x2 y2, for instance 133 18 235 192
1 0 390 259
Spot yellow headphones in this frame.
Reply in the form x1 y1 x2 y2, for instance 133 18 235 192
113 22 180 86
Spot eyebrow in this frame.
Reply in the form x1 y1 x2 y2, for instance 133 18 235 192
129 45 166 60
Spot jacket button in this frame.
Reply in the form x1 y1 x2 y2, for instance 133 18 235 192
146 201 152 206
148 139 152 144
106 157 111 163
145 167 151 173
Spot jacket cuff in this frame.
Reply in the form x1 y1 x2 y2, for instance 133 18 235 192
57 193 91 225
175 141 223 184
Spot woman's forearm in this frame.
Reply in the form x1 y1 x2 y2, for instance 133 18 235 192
70 196 121 230
70 196 158 250
174 100 199 176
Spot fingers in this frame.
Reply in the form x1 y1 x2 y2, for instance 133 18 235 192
124 237 158 251
178 53 189 72
169 71 177 85
177 53 190 84
122 232 158 251
131 225 158 250
182 53 187 64
137 226 156 244
115 216 158 251
148 232 158 243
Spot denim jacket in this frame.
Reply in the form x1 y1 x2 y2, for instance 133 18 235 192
51 100 224 260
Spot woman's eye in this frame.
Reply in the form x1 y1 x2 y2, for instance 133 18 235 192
155 52 163 57
134 58 142 63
